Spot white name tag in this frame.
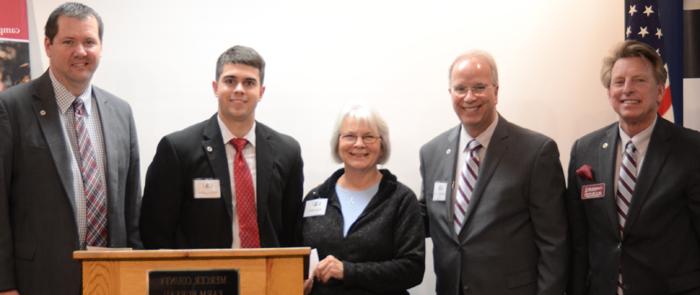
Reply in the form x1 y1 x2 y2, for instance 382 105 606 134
193 179 221 199
303 198 328 217
433 181 448 202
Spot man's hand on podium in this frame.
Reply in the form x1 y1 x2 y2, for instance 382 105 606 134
0 289 19 295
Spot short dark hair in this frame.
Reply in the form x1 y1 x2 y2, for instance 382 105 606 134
215 45 266 83
45 2 104 43
601 40 667 88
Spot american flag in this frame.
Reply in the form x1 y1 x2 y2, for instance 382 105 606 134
624 0 684 125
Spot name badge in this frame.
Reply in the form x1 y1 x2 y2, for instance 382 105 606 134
581 183 605 200
193 179 221 199
433 181 448 202
303 198 328 217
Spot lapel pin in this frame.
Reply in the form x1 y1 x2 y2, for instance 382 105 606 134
446 148 451 155
39 110 46 116
206 146 213 152
602 142 608 149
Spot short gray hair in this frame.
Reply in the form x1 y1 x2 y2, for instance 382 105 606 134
448 50 499 86
330 104 391 165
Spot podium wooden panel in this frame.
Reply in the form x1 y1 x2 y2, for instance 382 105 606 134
74 247 310 295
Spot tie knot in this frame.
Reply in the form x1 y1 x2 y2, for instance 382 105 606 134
466 139 482 154
72 98 86 116
232 138 248 152
625 141 637 155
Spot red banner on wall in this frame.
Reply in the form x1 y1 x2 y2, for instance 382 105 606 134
1 0 31 92
0 0 29 41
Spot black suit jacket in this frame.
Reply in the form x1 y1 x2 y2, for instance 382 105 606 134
567 118 700 295
420 116 568 295
0 71 142 295
140 114 304 249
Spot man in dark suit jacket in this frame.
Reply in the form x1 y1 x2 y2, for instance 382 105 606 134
140 45 304 249
567 40 700 295
420 50 568 295
0 3 142 295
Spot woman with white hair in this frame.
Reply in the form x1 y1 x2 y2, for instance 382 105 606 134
301 104 425 295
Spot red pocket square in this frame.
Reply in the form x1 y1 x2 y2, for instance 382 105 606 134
576 164 594 181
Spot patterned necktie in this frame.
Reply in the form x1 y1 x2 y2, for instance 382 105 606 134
616 141 637 235
72 98 108 247
231 138 260 248
454 139 482 234
616 141 637 295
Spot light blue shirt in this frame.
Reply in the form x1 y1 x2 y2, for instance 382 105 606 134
335 182 379 237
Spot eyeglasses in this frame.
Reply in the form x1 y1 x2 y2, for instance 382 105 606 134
340 134 381 144
451 83 493 96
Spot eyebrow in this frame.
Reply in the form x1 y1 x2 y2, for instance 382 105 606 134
221 75 258 81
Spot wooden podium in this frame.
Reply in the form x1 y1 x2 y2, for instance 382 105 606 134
73 247 310 295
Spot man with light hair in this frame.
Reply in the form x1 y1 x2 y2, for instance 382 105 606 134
567 40 700 295
420 50 568 295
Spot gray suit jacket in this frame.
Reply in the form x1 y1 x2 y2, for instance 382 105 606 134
420 115 567 295
0 71 142 295
567 118 700 295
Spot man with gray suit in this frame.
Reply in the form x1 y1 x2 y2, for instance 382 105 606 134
419 50 568 295
0 3 142 295
567 40 700 295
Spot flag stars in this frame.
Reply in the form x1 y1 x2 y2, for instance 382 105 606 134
628 4 638 16
638 26 649 38
643 5 655 17
655 27 663 39
626 26 632 38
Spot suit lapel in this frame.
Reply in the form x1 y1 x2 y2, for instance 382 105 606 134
438 126 461 241
254 123 273 230
93 88 117 217
202 115 234 219
624 119 671 232
598 124 620 236
31 73 77 212
461 117 508 233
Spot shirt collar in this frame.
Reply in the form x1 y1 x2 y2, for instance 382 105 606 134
217 114 256 147
618 116 656 155
460 114 499 151
49 68 94 115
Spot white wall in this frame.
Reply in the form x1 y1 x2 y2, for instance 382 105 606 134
28 1 622 293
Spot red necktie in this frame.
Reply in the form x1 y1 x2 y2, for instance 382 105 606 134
231 138 260 248
72 98 108 247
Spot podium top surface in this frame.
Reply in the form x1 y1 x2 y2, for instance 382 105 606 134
73 247 311 260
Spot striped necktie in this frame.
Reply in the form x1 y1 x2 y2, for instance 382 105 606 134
454 139 482 234
616 141 637 295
